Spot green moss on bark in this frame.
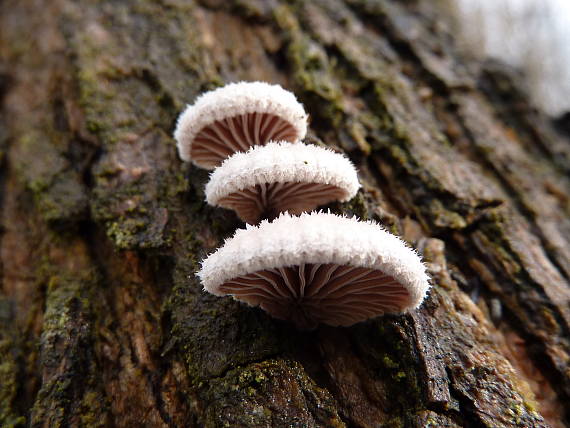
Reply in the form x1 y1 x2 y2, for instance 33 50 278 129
275 5 345 129
167 268 284 386
352 318 425 415
68 0 210 250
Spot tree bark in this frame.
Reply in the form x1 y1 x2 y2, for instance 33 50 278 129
1 0 569 427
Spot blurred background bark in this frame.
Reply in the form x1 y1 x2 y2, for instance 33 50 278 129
437 0 570 118
0 0 569 427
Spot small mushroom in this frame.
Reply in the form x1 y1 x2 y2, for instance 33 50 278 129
174 81 308 169
198 212 430 329
205 141 361 223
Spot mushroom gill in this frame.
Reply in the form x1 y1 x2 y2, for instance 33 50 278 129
174 82 308 169
205 141 361 223
218 263 410 329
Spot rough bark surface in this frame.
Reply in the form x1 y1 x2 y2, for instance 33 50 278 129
1 0 569 427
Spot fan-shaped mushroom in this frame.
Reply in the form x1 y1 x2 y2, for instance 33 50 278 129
205 141 361 223
174 81 308 169
198 212 430 329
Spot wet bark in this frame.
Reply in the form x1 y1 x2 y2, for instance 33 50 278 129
1 0 569 427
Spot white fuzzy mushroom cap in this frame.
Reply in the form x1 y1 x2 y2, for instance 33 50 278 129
198 212 430 326
205 141 361 223
174 81 308 168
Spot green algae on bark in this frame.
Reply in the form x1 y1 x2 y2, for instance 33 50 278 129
201 359 345 428
0 298 26 428
30 273 109 427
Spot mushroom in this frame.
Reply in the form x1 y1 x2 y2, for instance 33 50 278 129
205 141 361 224
174 81 308 169
198 212 430 329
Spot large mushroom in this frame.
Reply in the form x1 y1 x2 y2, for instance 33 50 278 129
198 212 430 329
205 141 361 224
174 81 308 169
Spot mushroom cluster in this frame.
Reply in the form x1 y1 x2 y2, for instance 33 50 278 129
175 81 430 329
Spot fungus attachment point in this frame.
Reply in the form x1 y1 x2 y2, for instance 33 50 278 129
198 212 430 329
174 82 308 169
205 141 361 224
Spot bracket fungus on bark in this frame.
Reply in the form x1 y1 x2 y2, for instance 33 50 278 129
174 81 308 169
198 212 430 329
205 141 361 224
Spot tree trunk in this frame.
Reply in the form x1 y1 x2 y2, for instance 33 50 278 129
1 0 569 427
